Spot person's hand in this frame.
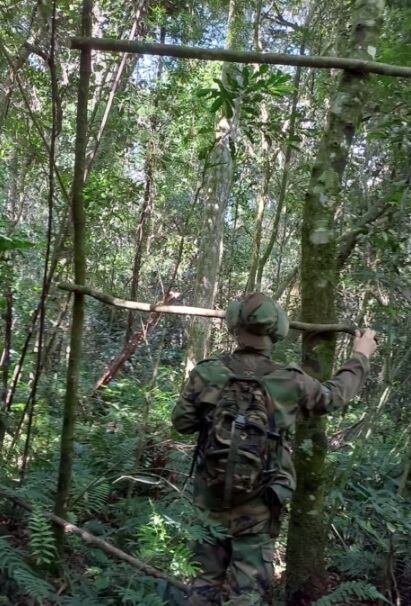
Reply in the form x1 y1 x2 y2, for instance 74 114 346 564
353 328 378 359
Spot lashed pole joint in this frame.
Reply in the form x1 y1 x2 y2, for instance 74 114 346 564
58 282 358 335
70 38 411 78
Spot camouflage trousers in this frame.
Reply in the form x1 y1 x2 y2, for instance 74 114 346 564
188 499 280 606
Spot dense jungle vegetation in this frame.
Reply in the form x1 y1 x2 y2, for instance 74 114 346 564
0 0 410 604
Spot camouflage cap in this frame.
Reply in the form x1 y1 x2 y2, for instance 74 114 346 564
226 293 289 347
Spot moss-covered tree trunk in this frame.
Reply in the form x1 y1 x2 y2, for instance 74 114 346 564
53 0 91 548
185 0 249 372
286 2 385 603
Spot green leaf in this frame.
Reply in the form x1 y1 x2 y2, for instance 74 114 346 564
196 88 212 98
0 235 34 252
210 97 224 113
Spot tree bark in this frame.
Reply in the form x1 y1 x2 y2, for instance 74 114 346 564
0 288 13 446
286 2 385 604
54 0 91 548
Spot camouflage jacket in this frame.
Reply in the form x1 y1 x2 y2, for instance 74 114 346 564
172 348 370 510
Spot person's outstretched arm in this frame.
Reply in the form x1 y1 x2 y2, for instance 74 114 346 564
297 328 378 415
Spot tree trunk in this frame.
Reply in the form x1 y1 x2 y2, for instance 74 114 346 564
255 38 305 291
125 148 156 341
125 27 165 342
185 0 249 372
53 0 91 548
286 2 385 604
0 288 13 446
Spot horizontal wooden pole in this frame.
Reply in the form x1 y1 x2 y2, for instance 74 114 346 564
70 37 411 78
58 282 357 335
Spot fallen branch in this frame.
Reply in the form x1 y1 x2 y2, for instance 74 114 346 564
58 282 357 335
70 38 411 78
0 489 186 591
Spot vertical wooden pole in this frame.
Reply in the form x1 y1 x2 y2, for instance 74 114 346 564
54 0 92 547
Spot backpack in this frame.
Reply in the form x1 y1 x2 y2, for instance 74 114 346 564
196 355 281 509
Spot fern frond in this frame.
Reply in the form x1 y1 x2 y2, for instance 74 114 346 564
116 586 167 606
28 507 56 566
313 580 390 606
0 536 53 602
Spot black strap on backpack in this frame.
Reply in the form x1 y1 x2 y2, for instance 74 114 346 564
220 355 282 507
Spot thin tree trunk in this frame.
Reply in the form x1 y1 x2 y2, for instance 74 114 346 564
84 0 148 179
70 38 411 78
185 0 249 372
286 2 385 604
125 27 165 342
245 0 269 293
255 42 305 290
0 288 13 446
20 2 58 478
54 0 91 548
125 151 156 341
0 0 49 128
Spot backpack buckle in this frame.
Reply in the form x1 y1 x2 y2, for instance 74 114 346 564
235 414 246 429
267 430 281 441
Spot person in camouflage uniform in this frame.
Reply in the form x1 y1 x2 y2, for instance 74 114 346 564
172 293 377 606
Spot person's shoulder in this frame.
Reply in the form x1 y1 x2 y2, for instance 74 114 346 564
283 361 305 374
192 354 231 386
266 361 305 376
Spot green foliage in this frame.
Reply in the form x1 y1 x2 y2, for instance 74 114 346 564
136 509 200 578
28 507 56 567
0 234 34 251
197 65 292 120
0 536 53 603
312 580 390 605
115 586 166 606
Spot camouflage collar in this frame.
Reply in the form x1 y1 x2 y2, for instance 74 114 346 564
234 346 273 359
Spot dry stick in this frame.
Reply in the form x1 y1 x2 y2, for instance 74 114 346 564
20 0 58 479
70 38 411 78
58 282 357 335
0 489 186 591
